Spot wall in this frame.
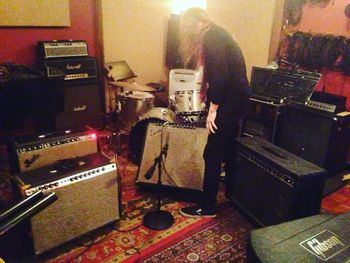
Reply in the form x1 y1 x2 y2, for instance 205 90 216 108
0 0 98 66
101 0 280 87
288 0 350 110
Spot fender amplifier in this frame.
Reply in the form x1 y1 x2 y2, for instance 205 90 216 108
8 129 98 173
137 123 208 190
227 137 326 227
14 153 119 255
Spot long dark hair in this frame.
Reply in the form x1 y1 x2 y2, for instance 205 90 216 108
179 8 212 68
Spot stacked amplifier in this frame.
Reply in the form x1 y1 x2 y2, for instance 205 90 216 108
37 40 97 80
37 40 102 130
9 129 120 255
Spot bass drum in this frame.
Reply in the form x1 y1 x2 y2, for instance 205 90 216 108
118 91 154 131
129 107 177 163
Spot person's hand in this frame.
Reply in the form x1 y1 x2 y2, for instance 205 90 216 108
206 110 218 134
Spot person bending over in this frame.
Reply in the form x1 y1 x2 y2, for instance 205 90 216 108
179 7 251 218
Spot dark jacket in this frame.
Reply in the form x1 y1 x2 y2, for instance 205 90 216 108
202 24 251 119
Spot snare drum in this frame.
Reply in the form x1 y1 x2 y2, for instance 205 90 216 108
129 107 177 163
174 90 205 114
118 91 154 131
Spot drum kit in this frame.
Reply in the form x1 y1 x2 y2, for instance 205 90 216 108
109 80 207 163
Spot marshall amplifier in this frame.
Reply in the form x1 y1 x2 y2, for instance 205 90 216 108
14 153 120 255
37 40 89 59
227 137 326 227
8 129 98 173
137 123 208 190
42 56 97 80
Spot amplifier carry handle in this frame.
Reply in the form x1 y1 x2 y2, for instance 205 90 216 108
261 146 287 160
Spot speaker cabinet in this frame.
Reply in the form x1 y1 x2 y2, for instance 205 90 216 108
15 153 119 255
137 123 208 190
275 104 350 174
56 79 102 130
227 137 326 227
242 98 284 143
8 129 98 173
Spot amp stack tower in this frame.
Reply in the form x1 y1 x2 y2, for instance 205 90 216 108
37 40 102 130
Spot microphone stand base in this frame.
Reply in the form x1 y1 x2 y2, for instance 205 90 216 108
143 210 174 230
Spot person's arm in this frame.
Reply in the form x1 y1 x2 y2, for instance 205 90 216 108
207 102 218 134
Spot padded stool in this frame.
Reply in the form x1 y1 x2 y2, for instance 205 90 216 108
248 212 350 262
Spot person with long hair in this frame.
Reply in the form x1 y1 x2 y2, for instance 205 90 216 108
179 7 251 218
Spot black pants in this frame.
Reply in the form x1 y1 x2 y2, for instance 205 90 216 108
200 110 240 210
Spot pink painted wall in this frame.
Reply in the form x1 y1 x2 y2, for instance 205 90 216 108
292 0 350 109
297 0 350 36
0 0 97 66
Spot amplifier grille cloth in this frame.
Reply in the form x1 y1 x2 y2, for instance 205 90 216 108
137 123 208 190
16 139 97 172
20 166 119 254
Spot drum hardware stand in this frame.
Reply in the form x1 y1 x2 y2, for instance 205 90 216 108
142 140 174 230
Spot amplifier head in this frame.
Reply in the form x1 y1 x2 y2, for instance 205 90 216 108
137 123 208 190
8 129 98 173
15 153 120 255
37 40 89 59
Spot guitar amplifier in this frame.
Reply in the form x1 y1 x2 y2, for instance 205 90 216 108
8 129 98 173
42 56 97 80
227 137 326 227
137 123 208 190
14 153 119 255
37 40 89 59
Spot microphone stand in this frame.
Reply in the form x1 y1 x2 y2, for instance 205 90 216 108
143 143 174 230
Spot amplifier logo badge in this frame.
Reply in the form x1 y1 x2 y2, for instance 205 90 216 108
74 105 87 111
300 230 348 261
67 63 82 70
24 154 41 168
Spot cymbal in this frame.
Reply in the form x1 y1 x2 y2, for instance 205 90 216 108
109 81 157 92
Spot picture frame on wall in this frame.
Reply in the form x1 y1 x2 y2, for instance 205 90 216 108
0 0 70 27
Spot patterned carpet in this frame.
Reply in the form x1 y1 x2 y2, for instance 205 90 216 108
0 132 349 262
43 134 255 262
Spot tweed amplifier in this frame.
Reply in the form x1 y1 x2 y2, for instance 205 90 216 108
8 129 98 173
227 137 326 227
37 40 89 59
137 123 208 190
14 153 119 255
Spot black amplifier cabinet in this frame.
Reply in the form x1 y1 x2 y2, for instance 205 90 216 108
7 128 98 173
242 98 284 143
227 137 326 227
55 78 102 130
275 103 350 174
14 153 120 255
42 56 97 80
